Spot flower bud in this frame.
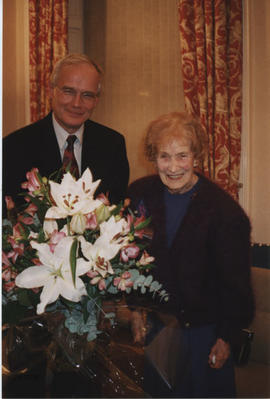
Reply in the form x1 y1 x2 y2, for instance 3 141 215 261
96 204 111 224
70 213 86 234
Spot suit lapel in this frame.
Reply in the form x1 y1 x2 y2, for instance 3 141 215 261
81 121 101 175
37 113 62 175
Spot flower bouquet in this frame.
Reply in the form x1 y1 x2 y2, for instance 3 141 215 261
2 168 168 342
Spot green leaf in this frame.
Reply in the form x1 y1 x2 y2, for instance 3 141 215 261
110 202 123 216
134 216 152 231
143 274 153 287
70 238 78 286
134 275 145 290
140 285 146 294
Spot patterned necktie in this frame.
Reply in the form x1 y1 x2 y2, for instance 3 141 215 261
62 135 80 179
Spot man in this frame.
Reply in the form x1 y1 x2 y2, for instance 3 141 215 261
3 54 129 213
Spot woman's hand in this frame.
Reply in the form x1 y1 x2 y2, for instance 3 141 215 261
130 310 147 344
208 338 231 369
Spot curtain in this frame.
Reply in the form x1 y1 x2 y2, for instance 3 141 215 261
29 0 68 122
178 0 243 200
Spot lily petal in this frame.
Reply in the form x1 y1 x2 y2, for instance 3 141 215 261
15 266 51 288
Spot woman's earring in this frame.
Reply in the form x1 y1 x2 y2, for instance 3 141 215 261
193 160 198 167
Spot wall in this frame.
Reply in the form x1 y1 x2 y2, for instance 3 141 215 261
245 0 270 243
68 0 84 54
2 0 30 137
84 0 185 183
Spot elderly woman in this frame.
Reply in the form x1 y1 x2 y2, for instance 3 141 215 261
128 112 254 398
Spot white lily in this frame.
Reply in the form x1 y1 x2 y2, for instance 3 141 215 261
99 215 129 241
79 216 129 277
45 168 102 219
15 236 90 314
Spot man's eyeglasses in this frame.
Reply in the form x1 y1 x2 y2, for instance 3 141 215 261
56 86 99 104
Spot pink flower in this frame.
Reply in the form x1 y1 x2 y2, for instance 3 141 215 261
96 193 110 206
16 203 38 225
87 270 106 291
2 261 18 292
31 257 42 266
85 212 98 229
18 215 34 225
3 281 16 293
49 230 66 253
113 271 133 291
24 203 38 217
21 168 42 194
12 223 25 241
2 268 12 282
126 214 148 239
2 251 11 268
7 238 24 263
137 250 155 266
120 244 140 262
5 196 15 210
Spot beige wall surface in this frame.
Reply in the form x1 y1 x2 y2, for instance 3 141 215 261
248 0 270 243
84 0 184 184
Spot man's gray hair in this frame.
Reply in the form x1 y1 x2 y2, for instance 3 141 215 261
50 53 103 94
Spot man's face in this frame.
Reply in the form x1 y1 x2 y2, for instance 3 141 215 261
50 63 101 133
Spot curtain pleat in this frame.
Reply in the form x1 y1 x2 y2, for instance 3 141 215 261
29 0 68 122
178 0 243 200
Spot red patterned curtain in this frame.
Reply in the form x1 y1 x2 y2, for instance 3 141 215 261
29 0 68 122
178 0 243 200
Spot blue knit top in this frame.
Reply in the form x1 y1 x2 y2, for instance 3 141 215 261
164 179 200 247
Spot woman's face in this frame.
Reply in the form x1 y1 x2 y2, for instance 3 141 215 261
156 136 197 194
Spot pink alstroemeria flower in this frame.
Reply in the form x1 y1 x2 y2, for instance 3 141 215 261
11 223 26 241
85 212 98 230
126 214 147 239
21 168 42 195
7 238 24 263
5 196 15 210
18 215 34 225
3 280 16 293
2 268 17 282
137 250 155 266
2 268 12 282
2 251 11 268
120 244 140 262
2 259 17 292
87 270 106 291
113 271 133 291
17 202 38 225
31 257 42 266
96 193 110 206
24 203 38 217
49 230 67 253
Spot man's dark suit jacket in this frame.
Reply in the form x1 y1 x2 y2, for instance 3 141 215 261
3 113 129 211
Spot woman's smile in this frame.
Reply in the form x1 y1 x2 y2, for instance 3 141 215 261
156 138 197 193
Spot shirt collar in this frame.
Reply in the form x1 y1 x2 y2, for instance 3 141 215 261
52 113 84 150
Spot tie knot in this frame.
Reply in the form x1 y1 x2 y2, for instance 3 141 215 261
67 135 77 146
